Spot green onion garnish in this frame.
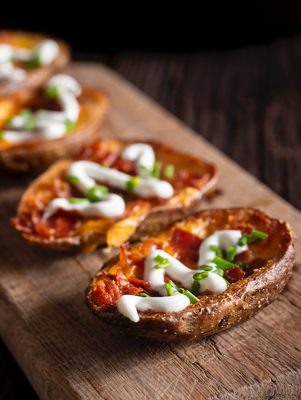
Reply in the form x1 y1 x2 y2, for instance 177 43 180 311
184 290 200 304
87 185 109 202
252 230 268 239
69 197 90 204
140 293 151 298
24 54 40 71
233 261 242 267
163 164 175 178
66 175 80 184
0 130 4 140
46 85 60 99
154 254 172 269
101 164 109 168
225 246 236 262
65 119 75 134
126 176 140 191
203 266 213 271
242 265 249 271
168 280 179 290
238 233 249 247
212 269 224 277
5 118 13 126
212 256 231 267
20 109 32 118
165 282 174 296
193 272 209 280
177 288 185 294
191 280 200 294
223 278 230 286
151 161 161 179
24 116 36 131
210 245 223 258
198 264 211 270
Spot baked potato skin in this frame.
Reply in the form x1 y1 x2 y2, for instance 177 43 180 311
13 140 218 250
85 208 296 342
0 31 70 98
0 88 110 174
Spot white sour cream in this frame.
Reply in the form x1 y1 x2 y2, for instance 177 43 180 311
121 143 155 179
0 39 59 82
1 74 81 143
67 161 174 199
43 194 125 220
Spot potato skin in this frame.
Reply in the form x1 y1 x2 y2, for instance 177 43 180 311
0 88 110 173
85 208 296 342
0 31 70 98
14 140 218 250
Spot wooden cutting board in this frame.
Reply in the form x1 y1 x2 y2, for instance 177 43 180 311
0 63 301 400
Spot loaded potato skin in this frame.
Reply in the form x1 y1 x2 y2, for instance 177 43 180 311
11 140 218 251
0 30 70 97
85 208 295 342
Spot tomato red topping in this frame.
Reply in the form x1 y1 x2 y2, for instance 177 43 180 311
224 267 246 283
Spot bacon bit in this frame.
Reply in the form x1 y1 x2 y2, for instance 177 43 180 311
11 216 33 234
128 277 150 287
90 278 120 308
171 229 203 252
233 250 253 265
52 178 71 199
112 159 136 175
97 151 118 167
224 267 246 283
119 242 144 267
115 268 129 287
30 209 78 238
126 287 143 296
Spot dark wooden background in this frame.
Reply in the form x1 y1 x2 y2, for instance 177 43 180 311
1 34 301 398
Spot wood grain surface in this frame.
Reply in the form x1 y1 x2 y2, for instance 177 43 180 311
0 61 301 399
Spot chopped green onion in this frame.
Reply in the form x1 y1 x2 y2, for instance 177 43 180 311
165 282 174 296
225 246 236 262
140 293 151 298
212 269 224 277
0 130 4 140
66 175 80 184
20 109 32 118
46 85 60 99
223 277 230 286
191 280 200 294
198 264 211 270
24 116 36 131
126 176 140 191
163 164 175 178
65 119 75 134
69 197 89 204
101 164 109 168
242 265 249 271
233 261 242 267
210 245 223 258
24 56 40 71
184 290 200 304
154 254 172 269
238 233 249 247
177 288 185 294
251 230 268 239
87 185 108 202
168 280 179 290
204 266 213 271
212 256 231 267
151 161 161 178
5 118 13 126
193 272 209 280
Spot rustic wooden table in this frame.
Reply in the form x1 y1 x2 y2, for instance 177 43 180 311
1 36 301 399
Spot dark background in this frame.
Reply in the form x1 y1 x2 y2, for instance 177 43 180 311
1 3 301 398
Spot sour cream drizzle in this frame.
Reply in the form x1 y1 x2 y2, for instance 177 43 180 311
1 74 81 143
117 230 249 322
43 144 174 220
0 39 59 82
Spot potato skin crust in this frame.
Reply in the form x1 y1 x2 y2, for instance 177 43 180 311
0 88 110 173
0 31 70 98
85 208 296 342
14 140 218 250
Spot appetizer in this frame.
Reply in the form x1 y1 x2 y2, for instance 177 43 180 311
85 208 295 342
0 30 70 97
11 140 218 250
0 74 110 172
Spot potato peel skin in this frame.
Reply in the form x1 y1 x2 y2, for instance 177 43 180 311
85 208 296 342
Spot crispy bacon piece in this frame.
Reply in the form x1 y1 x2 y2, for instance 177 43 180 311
224 267 246 283
171 229 203 252
52 178 71 199
128 277 151 287
11 216 33 234
232 223 255 235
